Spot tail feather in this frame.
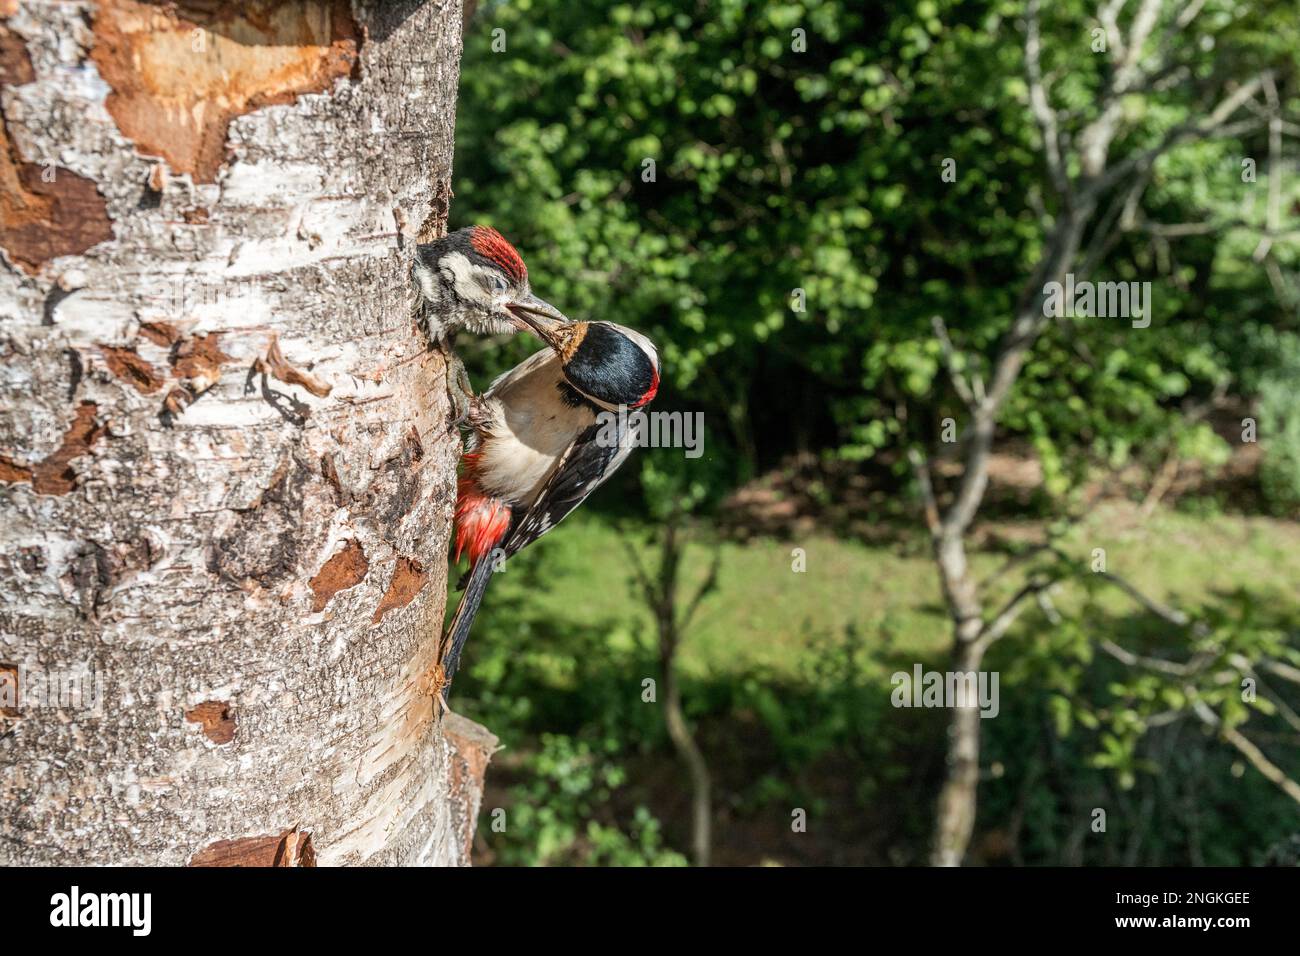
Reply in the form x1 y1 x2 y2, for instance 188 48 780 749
440 556 495 696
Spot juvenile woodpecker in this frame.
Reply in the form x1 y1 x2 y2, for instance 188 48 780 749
411 225 570 424
440 314 661 697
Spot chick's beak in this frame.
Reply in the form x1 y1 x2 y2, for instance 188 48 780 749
506 292 570 348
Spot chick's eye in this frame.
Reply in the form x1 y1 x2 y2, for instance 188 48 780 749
479 272 509 294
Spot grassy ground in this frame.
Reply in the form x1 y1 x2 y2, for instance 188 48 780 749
459 502 1300 680
451 503 1300 866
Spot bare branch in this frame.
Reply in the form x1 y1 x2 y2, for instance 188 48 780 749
1146 708 1189 728
1078 0 1164 178
946 431 992 535
1026 0 1070 199
1097 0 1130 65
1189 695 1300 806
620 531 656 604
1093 584 1300 743
680 544 722 633
1036 587 1064 625
1089 74 1268 197
1252 72 1283 262
1132 61 1194 95
1095 571 1192 627
1174 0 1206 29
1116 0 1163 90
978 577 1057 649
1263 256 1298 306
1140 220 1300 239
931 315 978 410
1138 451 1180 519
1227 655 1300 735
1262 659 1300 687
1150 0 1207 74
1079 167 1152 276
1097 637 1196 676
1096 633 1300 778
908 448 943 535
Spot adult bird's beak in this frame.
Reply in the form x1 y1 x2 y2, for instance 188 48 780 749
507 293 571 349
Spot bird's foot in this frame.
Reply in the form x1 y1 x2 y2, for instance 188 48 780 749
465 394 492 431
432 662 456 720
445 350 474 435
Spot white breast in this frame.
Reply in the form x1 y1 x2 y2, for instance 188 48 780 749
475 349 596 506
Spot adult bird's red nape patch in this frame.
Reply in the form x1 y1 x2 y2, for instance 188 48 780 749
470 226 528 284
632 365 660 408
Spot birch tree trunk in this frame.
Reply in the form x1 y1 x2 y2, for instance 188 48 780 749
0 0 497 866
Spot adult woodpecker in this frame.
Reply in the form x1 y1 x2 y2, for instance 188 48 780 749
440 314 661 699
411 225 570 425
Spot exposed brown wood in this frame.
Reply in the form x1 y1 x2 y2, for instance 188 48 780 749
184 700 237 745
0 124 113 273
0 402 105 496
190 827 315 867
372 556 427 624
89 0 360 182
309 539 369 612
100 345 165 394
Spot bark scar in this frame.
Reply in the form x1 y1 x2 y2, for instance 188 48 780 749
0 22 112 272
0 104 113 274
371 556 427 624
100 345 165 394
190 827 316 867
89 0 361 183
308 538 368 612
184 700 236 745
0 401 104 495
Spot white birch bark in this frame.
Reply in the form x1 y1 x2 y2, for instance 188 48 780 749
0 0 496 866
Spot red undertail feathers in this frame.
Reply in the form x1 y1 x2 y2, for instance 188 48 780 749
455 455 511 564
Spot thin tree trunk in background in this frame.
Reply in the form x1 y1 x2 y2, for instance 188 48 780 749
922 0 1269 865
925 214 1089 866
0 0 496 866
658 567 713 869
930 641 986 867
660 638 713 868
636 520 713 866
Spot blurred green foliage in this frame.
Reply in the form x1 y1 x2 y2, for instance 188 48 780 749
457 510 1300 865
455 0 1297 503
450 0 1300 864
1255 332 1300 512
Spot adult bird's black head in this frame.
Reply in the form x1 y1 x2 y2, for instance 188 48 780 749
516 315 660 411
412 225 570 339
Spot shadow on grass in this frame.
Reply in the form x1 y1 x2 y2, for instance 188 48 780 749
454 545 1300 866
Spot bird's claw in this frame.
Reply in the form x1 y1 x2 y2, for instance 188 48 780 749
431 663 456 719
446 351 475 435
466 395 492 431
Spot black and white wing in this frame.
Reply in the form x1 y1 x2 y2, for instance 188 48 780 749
502 414 643 559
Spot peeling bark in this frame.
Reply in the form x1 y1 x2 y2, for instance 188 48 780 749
190 825 316 867
90 0 361 183
0 0 496 866
0 120 114 273
0 401 106 495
